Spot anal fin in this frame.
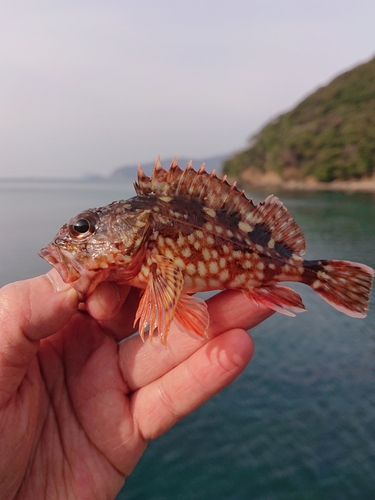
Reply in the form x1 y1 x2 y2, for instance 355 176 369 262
173 294 210 340
245 285 306 317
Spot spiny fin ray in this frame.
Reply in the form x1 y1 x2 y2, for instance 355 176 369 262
245 285 307 317
134 254 184 345
134 157 256 217
134 158 306 255
247 195 306 256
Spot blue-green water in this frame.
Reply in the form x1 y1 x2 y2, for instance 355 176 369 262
1 181 374 499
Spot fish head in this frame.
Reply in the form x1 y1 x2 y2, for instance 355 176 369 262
39 201 151 300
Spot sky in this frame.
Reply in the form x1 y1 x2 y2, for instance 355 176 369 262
1 0 375 179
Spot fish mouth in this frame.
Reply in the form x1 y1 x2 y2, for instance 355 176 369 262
39 244 81 283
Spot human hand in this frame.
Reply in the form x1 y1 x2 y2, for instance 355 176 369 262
0 270 273 499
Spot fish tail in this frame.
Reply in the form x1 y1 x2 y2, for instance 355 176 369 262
304 259 374 318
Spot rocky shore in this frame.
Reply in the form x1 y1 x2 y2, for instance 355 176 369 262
238 168 375 193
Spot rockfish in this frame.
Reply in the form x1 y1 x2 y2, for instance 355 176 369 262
39 158 374 344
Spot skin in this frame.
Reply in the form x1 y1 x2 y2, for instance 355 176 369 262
0 269 273 500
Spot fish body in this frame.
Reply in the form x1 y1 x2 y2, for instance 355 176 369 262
40 158 374 344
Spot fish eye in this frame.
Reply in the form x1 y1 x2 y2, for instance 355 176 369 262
69 214 97 239
74 219 90 233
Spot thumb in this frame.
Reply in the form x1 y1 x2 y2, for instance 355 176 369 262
0 270 78 403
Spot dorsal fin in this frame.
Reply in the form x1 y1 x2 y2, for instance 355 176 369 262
134 158 306 255
246 195 306 255
134 157 255 217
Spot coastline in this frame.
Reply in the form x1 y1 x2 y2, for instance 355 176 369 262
237 169 375 193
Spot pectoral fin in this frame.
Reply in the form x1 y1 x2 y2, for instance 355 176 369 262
134 254 184 345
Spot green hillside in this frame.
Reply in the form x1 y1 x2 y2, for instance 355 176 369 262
223 56 375 182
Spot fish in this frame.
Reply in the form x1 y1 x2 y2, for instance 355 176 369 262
39 157 374 345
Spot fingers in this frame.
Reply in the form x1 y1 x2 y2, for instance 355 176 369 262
0 270 78 406
132 328 254 441
119 290 273 392
86 286 142 341
85 282 131 321
207 289 273 336
0 270 78 343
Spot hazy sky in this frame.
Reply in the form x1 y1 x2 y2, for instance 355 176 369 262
1 1 374 178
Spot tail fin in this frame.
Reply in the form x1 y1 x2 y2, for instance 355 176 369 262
305 260 374 318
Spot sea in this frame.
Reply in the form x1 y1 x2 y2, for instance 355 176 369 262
1 179 375 500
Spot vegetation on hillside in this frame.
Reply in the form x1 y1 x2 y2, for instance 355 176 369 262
223 56 375 182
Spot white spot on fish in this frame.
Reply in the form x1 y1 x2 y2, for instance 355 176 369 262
239 221 253 233
230 274 246 287
165 249 174 260
142 266 150 278
175 257 185 270
219 269 229 281
209 261 219 274
317 271 330 280
106 253 115 263
209 278 221 288
255 270 264 281
177 235 185 247
198 261 207 277
182 247 192 258
203 206 216 218
202 248 211 260
170 210 181 218
186 263 196 275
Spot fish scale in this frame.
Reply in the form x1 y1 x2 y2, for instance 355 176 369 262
39 157 374 345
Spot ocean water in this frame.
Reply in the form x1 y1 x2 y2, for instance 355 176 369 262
1 180 375 499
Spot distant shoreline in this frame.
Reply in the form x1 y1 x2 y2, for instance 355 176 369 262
2 171 375 194
237 170 375 194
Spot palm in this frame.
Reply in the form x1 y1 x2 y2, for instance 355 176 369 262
0 274 272 499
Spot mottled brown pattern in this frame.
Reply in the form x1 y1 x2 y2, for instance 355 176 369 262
40 157 374 344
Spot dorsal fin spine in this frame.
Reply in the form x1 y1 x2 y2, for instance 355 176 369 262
134 158 305 254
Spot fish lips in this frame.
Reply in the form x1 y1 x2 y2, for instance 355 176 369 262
39 244 111 301
39 244 81 284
